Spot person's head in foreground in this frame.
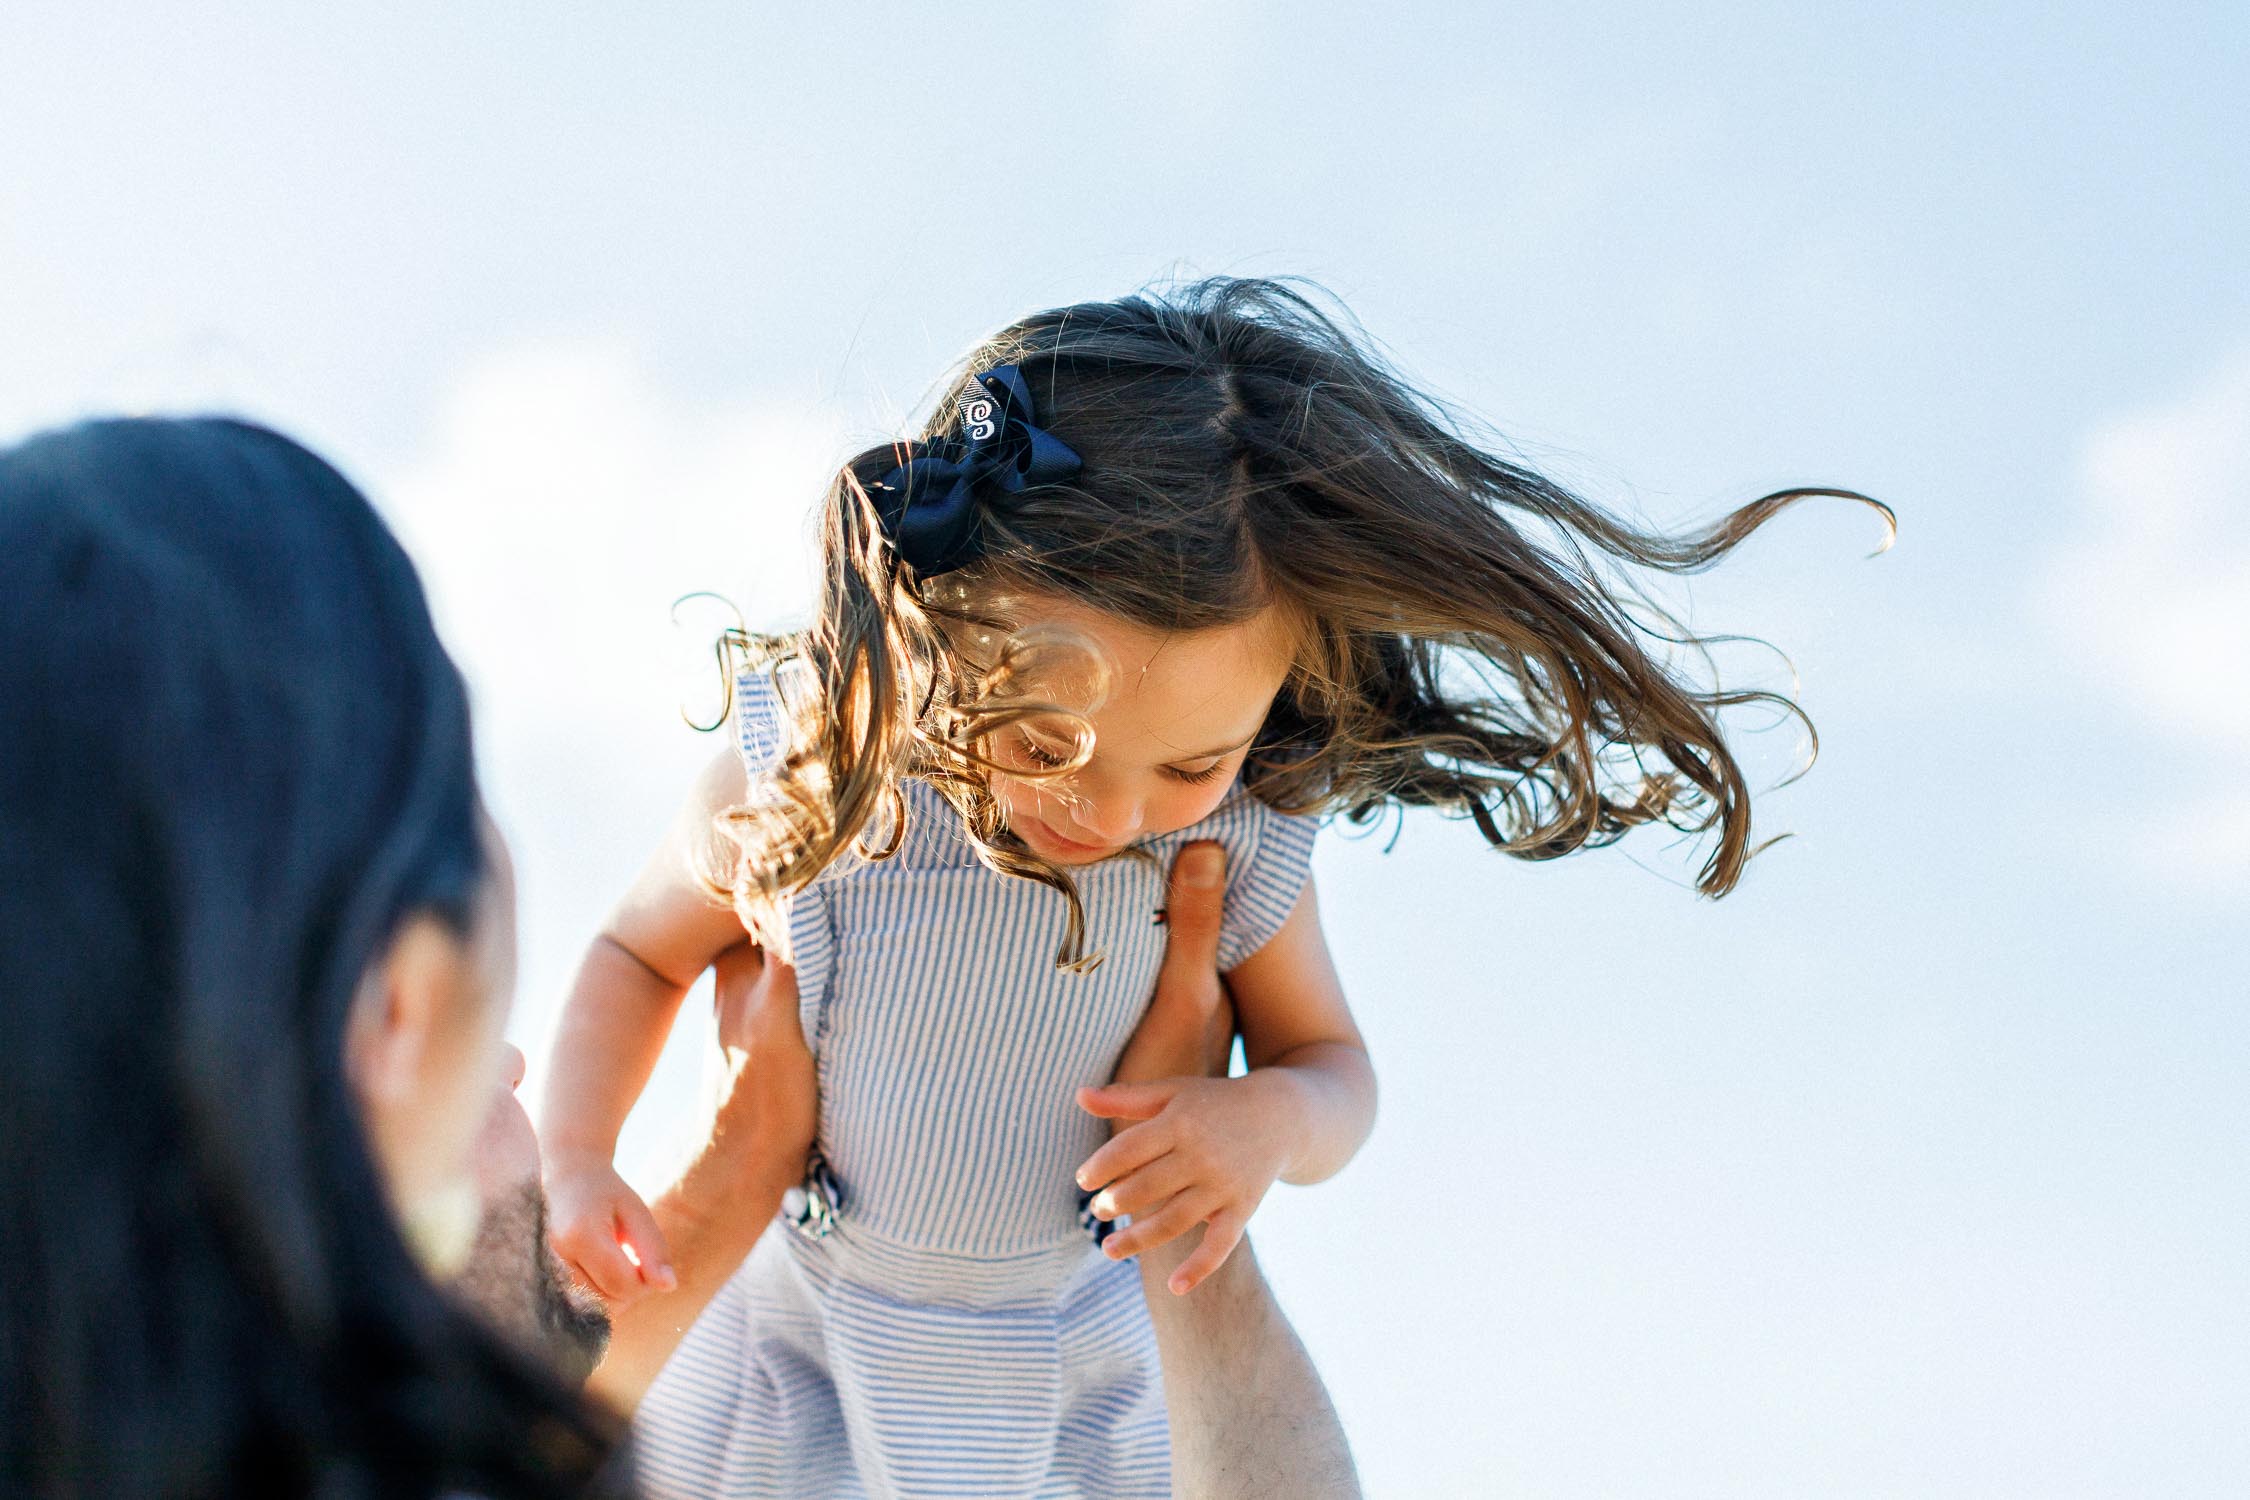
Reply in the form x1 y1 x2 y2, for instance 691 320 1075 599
0 418 617 1496
715 277 1893 963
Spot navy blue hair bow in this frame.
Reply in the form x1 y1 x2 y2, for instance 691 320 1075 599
866 365 1082 578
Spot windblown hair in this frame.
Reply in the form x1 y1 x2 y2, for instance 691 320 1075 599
0 419 621 1497
712 277 1890 967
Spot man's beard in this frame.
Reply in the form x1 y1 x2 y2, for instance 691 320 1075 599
451 1180 612 1385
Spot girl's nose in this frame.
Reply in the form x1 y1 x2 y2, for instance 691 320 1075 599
1066 792 1141 845
500 1042 528 1092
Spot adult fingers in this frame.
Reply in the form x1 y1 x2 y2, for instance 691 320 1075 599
1073 1115 1172 1193
1164 1209 1249 1296
1155 842 1227 993
749 955 805 1045
712 941 800 1055
1100 1188 1217 1262
751 971 812 1074
1117 841 1232 1083
1195 987 1237 1079
710 939 763 1003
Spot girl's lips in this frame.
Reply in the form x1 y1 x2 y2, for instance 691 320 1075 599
1030 817 1115 860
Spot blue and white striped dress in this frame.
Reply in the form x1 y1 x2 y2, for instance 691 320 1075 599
632 672 1320 1499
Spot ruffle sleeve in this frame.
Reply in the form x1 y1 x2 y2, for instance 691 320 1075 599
1214 798 1321 972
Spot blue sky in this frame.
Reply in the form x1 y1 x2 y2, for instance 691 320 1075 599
5 5 2245 1494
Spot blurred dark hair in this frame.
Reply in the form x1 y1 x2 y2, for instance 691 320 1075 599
0 419 619 1496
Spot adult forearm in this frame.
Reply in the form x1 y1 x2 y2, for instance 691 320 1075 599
586 938 818 1412
1140 1235 1361 1500
1262 1041 1377 1186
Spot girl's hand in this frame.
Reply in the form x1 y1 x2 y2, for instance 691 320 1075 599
544 1157 677 1307
1073 1069 1301 1295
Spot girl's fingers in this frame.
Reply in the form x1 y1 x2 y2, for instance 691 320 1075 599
1100 1189 1214 1262
1074 1117 1170 1194
1166 1209 1249 1296
1088 1152 1193 1222
552 1222 640 1305
1075 1079 1179 1123
615 1198 677 1290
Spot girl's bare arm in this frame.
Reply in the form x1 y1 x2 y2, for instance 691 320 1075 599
1224 880 1377 1187
539 750 768 1301
540 748 757 1161
587 939 816 1411
1076 876 1376 1293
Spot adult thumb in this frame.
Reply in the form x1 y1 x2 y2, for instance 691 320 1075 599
1158 841 1227 978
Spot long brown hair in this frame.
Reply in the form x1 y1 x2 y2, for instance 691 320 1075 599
711 277 1891 967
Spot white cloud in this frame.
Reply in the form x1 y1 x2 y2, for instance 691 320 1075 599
2140 793 2250 874
2044 344 2250 873
379 342 842 712
372 340 861 825
372 345 856 1150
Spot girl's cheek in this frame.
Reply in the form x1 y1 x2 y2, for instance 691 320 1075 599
1154 778 1235 837
994 778 1040 826
996 772 1071 829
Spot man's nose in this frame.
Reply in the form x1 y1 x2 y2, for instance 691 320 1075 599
499 1042 527 1092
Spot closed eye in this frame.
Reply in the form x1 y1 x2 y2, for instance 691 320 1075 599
1164 761 1229 785
1016 734 1071 770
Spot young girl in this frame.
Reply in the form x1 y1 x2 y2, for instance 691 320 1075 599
539 278 1885 1497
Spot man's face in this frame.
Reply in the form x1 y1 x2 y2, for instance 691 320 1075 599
447 1044 611 1384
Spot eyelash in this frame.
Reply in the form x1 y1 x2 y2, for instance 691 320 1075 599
1013 733 1228 785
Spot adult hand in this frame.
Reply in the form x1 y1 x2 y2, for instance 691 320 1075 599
1099 841 1234 1090
584 939 816 1410
707 938 818 1182
1080 844 1366 1494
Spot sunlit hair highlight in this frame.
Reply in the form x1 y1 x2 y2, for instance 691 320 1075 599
705 277 1893 968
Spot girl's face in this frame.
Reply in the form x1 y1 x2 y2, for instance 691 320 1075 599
989 595 1298 865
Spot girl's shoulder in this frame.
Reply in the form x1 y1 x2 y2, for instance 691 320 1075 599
1175 779 1320 864
730 661 795 779
732 667 977 882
